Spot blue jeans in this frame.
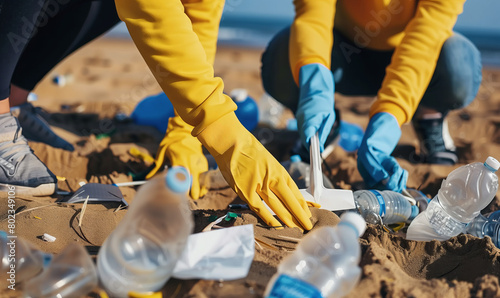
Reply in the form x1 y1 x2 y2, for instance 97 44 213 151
261 28 482 116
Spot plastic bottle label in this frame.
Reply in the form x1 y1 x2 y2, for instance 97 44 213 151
267 274 322 298
369 190 386 217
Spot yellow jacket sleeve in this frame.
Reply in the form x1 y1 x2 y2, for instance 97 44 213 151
115 0 236 136
170 0 225 136
370 0 466 126
181 0 224 65
290 0 336 84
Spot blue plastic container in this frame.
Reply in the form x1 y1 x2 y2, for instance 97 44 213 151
338 121 364 152
132 90 260 133
230 89 259 132
131 92 175 133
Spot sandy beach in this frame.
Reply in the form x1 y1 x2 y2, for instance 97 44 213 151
1 37 500 297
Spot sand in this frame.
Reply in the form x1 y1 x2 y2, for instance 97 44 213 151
1 37 500 297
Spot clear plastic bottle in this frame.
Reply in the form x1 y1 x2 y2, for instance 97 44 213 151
97 166 194 297
23 243 97 298
354 190 419 225
230 89 259 132
282 155 334 189
466 210 500 247
264 212 366 298
0 231 51 288
407 156 500 241
258 93 285 128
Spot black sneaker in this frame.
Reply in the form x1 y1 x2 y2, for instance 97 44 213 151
0 113 57 196
412 115 458 165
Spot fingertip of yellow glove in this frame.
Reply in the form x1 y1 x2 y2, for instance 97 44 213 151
199 186 208 199
301 219 313 231
306 201 321 208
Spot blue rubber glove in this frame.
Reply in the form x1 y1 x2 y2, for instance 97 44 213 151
296 63 335 152
357 112 408 192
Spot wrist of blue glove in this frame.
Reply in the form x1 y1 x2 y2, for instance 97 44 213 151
296 63 335 152
357 112 408 192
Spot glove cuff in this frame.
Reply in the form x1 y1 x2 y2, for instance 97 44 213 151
298 63 334 97
197 112 243 155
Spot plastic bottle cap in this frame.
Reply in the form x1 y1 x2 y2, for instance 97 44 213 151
410 205 419 220
229 89 248 102
290 155 302 163
340 212 366 237
484 156 500 172
165 166 191 193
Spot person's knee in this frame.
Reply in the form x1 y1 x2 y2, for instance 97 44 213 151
261 27 298 108
437 33 482 110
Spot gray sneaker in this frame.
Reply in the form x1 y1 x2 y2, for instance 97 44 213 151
0 113 57 196
11 103 74 151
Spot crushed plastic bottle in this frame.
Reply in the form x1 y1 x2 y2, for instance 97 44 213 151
23 243 97 298
466 210 500 247
281 155 334 189
407 156 500 241
264 212 366 298
97 166 194 297
230 89 259 132
354 190 419 225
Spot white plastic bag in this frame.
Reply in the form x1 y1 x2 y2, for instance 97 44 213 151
173 224 255 280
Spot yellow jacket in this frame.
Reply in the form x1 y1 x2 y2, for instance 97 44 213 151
115 0 235 136
290 0 466 126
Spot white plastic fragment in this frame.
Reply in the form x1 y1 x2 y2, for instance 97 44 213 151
42 233 56 242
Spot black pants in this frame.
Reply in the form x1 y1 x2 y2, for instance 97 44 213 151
0 0 120 99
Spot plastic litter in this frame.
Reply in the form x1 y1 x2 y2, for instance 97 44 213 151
0 231 50 287
354 190 419 225
131 92 175 133
264 212 366 298
52 74 74 87
299 133 355 211
467 210 500 247
230 89 259 131
258 93 285 128
337 120 364 153
27 92 38 102
97 167 194 296
42 233 56 243
23 243 98 298
281 154 334 190
60 183 128 206
173 225 255 280
405 188 430 212
407 156 500 241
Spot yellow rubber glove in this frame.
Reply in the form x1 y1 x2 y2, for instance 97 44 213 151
198 112 314 230
146 114 208 200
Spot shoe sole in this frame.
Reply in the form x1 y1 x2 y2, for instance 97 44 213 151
0 182 57 197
